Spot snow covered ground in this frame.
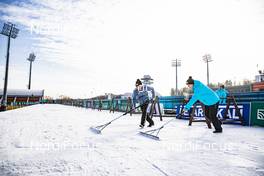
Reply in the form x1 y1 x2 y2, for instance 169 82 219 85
0 104 263 176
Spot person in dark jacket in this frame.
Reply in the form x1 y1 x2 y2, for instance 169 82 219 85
132 79 154 128
184 76 223 133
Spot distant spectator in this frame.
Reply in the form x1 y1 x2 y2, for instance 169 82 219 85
215 85 229 104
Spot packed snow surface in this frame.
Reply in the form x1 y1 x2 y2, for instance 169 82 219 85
0 104 263 176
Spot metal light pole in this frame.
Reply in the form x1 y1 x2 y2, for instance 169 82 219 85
172 59 181 95
203 54 213 86
27 53 36 90
0 22 19 111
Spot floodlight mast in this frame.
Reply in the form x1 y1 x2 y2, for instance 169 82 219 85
171 59 181 95
0 22 19 111
27 53 36 90
203 54 213 86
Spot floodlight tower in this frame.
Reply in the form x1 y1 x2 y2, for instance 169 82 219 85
27 53 36 90
172 59 181 95
203 54 213 86
0 22 19 111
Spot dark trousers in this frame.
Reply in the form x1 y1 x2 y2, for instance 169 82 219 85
140 102 154 126
204 102 222 131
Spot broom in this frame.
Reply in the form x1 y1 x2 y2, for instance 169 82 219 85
139 112 184 140
90 102 146 134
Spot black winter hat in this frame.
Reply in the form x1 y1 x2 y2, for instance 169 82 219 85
135 79 142 86
186 76 194 85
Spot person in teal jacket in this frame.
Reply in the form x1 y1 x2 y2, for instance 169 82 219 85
184 76 223 133
215 85 229 104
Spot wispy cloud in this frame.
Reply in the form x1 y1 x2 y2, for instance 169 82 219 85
0 0 264 97
0 0 118 70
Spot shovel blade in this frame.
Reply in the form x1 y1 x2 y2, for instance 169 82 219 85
90 126 102 134
139 131 160 140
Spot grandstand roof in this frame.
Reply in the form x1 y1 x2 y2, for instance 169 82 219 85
0 89 44 97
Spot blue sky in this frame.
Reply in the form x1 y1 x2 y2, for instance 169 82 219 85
0 0 264 98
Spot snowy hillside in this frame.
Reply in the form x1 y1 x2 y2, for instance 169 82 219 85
0 104 263 176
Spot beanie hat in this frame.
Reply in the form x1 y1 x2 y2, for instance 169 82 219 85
135 79 142 86
186 76 194 85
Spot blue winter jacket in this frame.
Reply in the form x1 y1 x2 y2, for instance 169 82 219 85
185 80 220 110
215 88 228 104
132 85 155 107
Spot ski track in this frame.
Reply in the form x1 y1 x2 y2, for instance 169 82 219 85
145 160 169 176
0 104 263 176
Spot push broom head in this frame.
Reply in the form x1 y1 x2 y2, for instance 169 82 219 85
139 113 183 140
139 131 160 140
90 126 102 134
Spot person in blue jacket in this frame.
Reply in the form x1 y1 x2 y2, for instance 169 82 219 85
215 85 229 104
132 79 154 128
184 76 223 133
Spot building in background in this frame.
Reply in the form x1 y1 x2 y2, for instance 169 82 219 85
253 70 264 91
141 75 154 85
0 89 44 110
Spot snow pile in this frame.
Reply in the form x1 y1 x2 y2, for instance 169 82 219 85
0 104 263 176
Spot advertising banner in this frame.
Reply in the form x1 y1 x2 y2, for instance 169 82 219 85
175 103 251 125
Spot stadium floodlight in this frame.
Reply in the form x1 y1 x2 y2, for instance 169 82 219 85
27 53 36 90
1 22 19 38
172 59 181 95
0 22 19 111
203 54 213 86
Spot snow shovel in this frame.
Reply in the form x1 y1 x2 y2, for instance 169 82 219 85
139 112 184 140
90 103 146 134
